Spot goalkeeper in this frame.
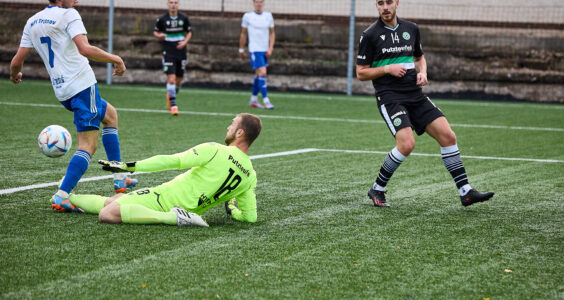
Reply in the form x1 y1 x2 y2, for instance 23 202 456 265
69 113 262 227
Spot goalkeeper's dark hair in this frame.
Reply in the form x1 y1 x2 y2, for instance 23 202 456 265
238 113 262 146
49 0 56 3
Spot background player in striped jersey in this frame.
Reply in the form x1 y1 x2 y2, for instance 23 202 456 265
69 113 262 227
154 0 192 116
10 0 137 212
356 0 494 207
239 0 275 110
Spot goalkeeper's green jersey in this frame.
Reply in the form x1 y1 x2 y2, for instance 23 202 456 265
134 142 257 222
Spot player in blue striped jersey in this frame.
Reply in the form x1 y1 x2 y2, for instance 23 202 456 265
356 0 494 207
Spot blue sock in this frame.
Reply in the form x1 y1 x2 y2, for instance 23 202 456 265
167 83 177 106
258 76 268 99
59 150 91 193
102 127 121 162
251 76 260 97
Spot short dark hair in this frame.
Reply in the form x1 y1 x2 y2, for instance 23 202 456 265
238 113 262 146
49 0 56 3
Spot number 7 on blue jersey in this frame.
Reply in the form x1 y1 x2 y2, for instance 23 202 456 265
40 36 55 68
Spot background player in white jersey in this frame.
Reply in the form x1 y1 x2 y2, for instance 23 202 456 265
356 0 494 207
154 0 192 116
9 0 137 212
69 113 262 227
239 0 275 110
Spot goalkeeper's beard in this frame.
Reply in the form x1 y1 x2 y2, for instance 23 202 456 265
224 132 236 145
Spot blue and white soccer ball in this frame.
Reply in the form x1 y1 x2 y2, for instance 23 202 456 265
37 125 72 158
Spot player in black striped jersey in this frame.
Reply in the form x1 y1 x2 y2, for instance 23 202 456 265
154 0 192 116
356 0 494 207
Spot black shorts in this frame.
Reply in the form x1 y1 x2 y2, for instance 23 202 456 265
162 52 187 77
377 92 444 136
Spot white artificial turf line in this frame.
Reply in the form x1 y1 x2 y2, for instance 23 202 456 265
1 101 563 132
2 148 561 195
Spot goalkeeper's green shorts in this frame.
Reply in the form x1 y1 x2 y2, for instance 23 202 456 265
116 187 170 212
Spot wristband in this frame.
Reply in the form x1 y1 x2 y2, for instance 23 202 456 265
238 48 245 53
384 65 390 74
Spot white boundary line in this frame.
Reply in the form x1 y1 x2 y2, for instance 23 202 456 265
98 85 564 108
5 80 564 109
1 101 563 132
315 148 564 163
0 149 318 196
1 147 562 196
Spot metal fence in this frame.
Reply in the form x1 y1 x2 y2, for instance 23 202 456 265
3 0 564 22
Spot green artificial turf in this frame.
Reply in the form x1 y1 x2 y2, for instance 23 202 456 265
0 80 563 299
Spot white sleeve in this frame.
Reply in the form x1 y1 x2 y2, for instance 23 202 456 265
268 13 274 28
65 9 87 39
241 13 249 28
19 22 33 48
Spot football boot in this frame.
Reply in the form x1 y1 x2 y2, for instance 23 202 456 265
171 206 209 227
114 176 138 193
368 188 390 207
51 194 83 213
171 106 179 116
249 100 263 109
461 189 494 207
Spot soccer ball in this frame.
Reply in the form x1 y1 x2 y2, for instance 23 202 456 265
37 125 72 158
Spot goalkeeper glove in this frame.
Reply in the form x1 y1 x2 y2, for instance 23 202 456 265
98 160 136 173
224 198 238 216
